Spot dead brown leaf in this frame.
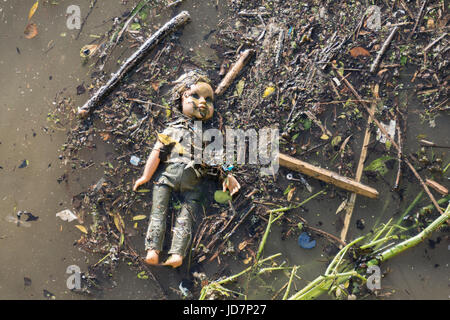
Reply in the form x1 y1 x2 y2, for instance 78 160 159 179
151 82 160 91
24 22 38 39
238 240 249 251
99 132 111 141
377 68 389 76
287 187 296 201
349 47 370 58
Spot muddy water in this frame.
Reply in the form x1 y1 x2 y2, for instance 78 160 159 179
0 0 448 300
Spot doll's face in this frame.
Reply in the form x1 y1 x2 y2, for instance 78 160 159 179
181 82 214 120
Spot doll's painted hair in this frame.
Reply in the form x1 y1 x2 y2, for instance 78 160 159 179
168 70 213 108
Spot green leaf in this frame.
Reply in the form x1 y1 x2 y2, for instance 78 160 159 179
298 118 311 131
119 233 124 246
130 23 141 31
236 79 245 97
132 215 147 221
400 55 407 66
137 271 148 280
283 184 293 195
214 190 232 204
364 156 395 176
331 135 342 147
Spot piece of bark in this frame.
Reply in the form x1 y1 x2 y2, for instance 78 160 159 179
215 49 255 96
77 11 191 116
279 153 379 199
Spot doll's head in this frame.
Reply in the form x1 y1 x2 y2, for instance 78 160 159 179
170 70 214 121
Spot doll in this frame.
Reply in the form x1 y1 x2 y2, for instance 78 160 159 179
133 71 240 268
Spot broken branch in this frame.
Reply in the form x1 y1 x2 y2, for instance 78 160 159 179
215 49 255 96
370 26 398 73
77 11 191 116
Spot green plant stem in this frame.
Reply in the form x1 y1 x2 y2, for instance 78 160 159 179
360 235 399 250
378 202 450 262
371 218 393 243
282 266 298 300
288 271 362 300
325 236 365 275
199 253 282 300
267 189 326 214
417 194 450 215
395 191 423 224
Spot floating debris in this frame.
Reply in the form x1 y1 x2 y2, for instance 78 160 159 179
376 120 396 144
43 289 56 300
298 232 316 249
24 277 32 287
4 211 35 227
130 155 141 166
18 160 29 169
56 209 78 222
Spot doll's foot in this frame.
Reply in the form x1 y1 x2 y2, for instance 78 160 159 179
144 250 160 265
163 254 183 268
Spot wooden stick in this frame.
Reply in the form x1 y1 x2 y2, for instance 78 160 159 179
335 69 444 216
408 0 428 41
215 49 255 96
423 33 448 53
77 11 191 116
370 26 398 73
340 102 376 243
394 111 403 190
279 153 379 199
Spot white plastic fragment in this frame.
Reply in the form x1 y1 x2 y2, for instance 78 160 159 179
366 5 381 31
130 155 140 166
376 120 396 143
93 177 106 192
332 77 341 86
56 209 78 222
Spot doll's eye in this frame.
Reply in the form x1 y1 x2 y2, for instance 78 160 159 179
192 93 200 99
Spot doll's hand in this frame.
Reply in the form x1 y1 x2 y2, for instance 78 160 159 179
223 174 241 196
133 177 148 191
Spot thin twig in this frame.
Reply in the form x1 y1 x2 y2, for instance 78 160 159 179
370 26 399 73
423 33 448 52
75 0 98 40
408 0 428 40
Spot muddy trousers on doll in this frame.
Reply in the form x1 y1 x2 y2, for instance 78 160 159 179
145 162 202 257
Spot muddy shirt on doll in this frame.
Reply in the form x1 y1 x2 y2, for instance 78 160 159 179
133 72 240 268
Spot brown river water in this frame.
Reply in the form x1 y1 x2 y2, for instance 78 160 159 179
0 0 448 300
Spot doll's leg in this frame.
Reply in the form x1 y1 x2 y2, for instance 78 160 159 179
144 183 171 265
164 190 200 267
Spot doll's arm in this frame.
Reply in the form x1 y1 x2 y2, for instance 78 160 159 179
133 141 163 191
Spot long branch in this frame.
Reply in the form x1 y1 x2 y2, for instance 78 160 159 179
78 11 191 116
